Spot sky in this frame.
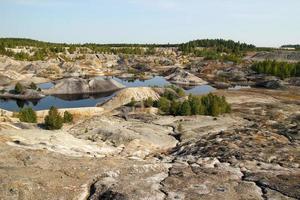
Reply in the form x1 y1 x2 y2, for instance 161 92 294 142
0 0 300 47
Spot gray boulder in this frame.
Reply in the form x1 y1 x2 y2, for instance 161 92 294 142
255 79 283 89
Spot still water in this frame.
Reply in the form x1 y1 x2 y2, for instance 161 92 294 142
0 76 215 111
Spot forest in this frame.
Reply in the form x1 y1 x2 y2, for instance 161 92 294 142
252 60 300 78
281 45 300 50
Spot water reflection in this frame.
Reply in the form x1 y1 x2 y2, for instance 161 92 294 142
0 76 215 111
52 91 116 101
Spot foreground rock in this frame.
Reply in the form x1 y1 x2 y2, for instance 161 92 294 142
0 87 299 199
44 77 125 95
68 115 178 158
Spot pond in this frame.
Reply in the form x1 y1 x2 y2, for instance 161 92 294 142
0 76 215 112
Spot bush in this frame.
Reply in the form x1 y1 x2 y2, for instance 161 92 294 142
127 97 137 107
158 97 171 113
252 60 300 79
157 93 231 117
164 85 185 99
15 82 24 94
144 97 154 108
179 100 191 116
19 107 37 123
63 111 73 123
201 93 231 116
29 82 37 90
44 106 63 130
169 100 181 116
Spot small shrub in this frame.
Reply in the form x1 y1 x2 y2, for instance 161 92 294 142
29 82 37 90
144 97 154 108
158 97 171 113
63 111 73 123
127 97 137 107
15 82 24 94
44 106 63 130
18 107 37 123
153 100 159 108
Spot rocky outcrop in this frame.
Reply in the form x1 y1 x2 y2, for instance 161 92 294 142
255 79 283 89
44 77 125 95
68 115 178 158
0 74 12 85
251 50 300 62
99 87 161 110
165 67 208 86
287 77 300 86
0 89 45 100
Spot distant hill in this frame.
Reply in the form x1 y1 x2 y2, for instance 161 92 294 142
179 39 256 54
281 44 300 50
0 38 176 48
0 38 256 50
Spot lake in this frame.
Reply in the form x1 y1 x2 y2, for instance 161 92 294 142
0 76 215 111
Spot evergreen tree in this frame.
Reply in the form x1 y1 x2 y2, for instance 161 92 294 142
44 106 63 130
63 111 73 123
158 97 171 114
15 82 24 94
179 100 191 116
19 107 37 123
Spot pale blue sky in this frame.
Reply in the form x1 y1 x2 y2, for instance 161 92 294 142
0 0 299 47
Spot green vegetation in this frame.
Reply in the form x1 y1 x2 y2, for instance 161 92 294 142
156 92 231 117
143 97 154 108
179 39 255 63
158 97 171 113
18 107 37 123
200 93 231 116
179 39 255 54
29 82 37 90
127 97 137 107
44 106 63 130
0 38 256 62
252 60 300 79
14 82 24 94
63 111 73 123
281 44 300 50
178 100 192 116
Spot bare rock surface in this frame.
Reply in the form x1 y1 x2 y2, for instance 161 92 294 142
165 67 208 86
0 70 299 200
1 129 119 157
68 115 178 158
99 87 161 110
44 77 125 95
251 51 300 62
0 89 45 100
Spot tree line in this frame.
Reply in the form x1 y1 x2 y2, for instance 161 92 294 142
281 45 300 50
252 60 300 79
178 39 256 54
